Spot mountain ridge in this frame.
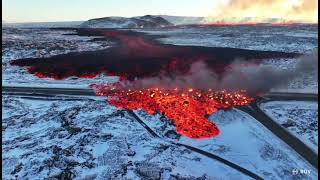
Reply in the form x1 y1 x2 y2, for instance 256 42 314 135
80 15 173 28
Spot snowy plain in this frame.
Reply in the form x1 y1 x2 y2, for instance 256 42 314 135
260 101 318 153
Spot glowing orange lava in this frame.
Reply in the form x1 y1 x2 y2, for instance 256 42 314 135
90 84 254 138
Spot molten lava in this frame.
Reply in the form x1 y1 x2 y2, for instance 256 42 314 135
90 83 254 138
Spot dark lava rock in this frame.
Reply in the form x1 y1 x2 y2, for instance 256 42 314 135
165 130 181 140
169 174 208 180
136 163 163 179
282 119 297 128
127 149 136 156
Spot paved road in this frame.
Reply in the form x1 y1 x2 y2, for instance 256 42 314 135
262 92 318 101
237 104 318 170
2 86 318 99
2 86 96 96
2 86 319 170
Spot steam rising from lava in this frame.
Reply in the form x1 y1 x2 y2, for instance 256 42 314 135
207 0 318 24
118 50 318 94
220 50 318 93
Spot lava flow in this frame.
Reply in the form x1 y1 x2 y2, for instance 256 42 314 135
9 28 297 139
10 28 299 80
90 83 254 138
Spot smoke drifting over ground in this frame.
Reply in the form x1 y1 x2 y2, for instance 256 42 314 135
220 50 318 93
207 0 318 24
121 50 318 94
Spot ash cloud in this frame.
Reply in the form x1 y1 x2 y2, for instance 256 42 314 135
121 50 318 94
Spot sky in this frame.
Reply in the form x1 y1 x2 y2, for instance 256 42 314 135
2 0 219 23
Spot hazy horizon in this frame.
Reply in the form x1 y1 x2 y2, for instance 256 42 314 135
2 15 207 24
3 0 317 24
2 0 216 23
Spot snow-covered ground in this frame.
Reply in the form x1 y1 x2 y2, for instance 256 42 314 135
140 25 318 53
134 108 318 179
3 95 251 179
2 28 118 88
260 101 318 153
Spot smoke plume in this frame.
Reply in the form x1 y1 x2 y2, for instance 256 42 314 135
120 50 318 95
207 0 318 24
219 50 318 93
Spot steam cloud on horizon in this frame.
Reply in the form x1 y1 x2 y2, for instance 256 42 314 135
118 50 318 95
206 0 318 24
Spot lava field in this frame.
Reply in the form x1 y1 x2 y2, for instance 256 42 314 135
9 28 302 138
10 28 300 80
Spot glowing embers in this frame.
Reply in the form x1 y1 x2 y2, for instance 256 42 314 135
90 84 254 138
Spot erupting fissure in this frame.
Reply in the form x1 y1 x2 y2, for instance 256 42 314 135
90 83 254 138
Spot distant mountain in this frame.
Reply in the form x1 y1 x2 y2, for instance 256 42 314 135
80 15 173 28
